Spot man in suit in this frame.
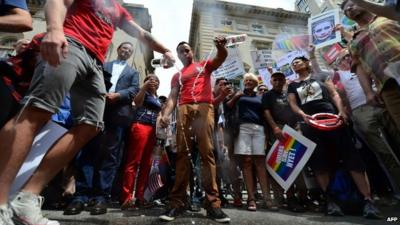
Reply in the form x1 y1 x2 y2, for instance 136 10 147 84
64 42 139 215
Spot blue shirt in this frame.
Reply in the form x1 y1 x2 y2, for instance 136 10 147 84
237 92 264 125
133 92 161 126
1 0 28 15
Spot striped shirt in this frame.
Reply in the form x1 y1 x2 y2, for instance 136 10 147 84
349 16 400 92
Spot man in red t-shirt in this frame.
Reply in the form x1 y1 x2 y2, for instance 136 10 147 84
159 38 230 223
0 1 174 224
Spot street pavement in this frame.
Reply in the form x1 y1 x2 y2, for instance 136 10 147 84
43 203 400 225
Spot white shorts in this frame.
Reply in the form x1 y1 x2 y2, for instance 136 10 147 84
234 123 265 156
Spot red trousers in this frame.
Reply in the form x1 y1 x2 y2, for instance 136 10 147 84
121 122 155 203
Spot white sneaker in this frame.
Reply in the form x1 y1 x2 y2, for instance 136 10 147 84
0 204 14 225
10 192 59 225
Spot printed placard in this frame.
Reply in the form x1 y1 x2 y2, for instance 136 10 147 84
308 9 341 49
266 125 316 191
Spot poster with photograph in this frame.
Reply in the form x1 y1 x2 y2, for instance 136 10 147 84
308 9 341 49
276 50 307 81
266 125 316 191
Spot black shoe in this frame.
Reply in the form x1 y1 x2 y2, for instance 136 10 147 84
207 207 230 223
363 199 382 219
135 199 153 209
287 198 306 213
159 207 184 222
64 200 85 215
188 203 201 212
326 199 344 217
90 201 108 215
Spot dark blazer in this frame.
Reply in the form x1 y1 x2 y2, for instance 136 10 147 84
103 60 139 126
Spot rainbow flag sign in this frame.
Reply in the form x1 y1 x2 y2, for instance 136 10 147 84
266 125 316 191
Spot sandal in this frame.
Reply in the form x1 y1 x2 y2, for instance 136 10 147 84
265 197 279 211
247 199 257 211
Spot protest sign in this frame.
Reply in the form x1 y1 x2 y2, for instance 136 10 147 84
273 34 309 51
250 49 273 70
276 50 307 80
266 125 316 191
322 43 343 64
309 9 341 49
212 47 245 79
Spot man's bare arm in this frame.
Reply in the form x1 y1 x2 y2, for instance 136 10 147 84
162 86 179 118
210 36 228 70
0 7 32 32
120 20 175 66
351 0 400 21
41 0 74 66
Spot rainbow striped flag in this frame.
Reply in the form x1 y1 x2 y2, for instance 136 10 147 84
267 135 307 181
266 125 316 191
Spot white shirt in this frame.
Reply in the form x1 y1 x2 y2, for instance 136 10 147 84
337 70 366 110
109 60 127 93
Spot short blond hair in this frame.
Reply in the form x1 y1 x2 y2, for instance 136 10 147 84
243 73 259 85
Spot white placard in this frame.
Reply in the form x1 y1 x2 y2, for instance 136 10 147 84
308 9 341 49
276 50 307 81
250 49 273 70
212 47 245 79
266 125 316 191
10 121 67 197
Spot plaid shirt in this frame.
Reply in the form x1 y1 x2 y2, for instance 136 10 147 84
1 34 42 102
349 16 400 92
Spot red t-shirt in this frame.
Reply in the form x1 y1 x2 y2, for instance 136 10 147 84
63 0 132 63
171 60 215 105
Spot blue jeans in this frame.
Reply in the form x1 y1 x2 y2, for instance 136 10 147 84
73 125 126 203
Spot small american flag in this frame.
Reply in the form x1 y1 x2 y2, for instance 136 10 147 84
144 160 164 201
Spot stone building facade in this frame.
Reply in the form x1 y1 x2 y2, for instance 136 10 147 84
189 0 309 82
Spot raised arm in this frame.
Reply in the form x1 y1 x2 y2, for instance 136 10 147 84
40 0 74 66
210 36 228 70
120 20 175 67
351 0 400 21
308 45 334 76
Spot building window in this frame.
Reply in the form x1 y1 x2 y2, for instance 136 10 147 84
236 22 249 31
305 5 311 13
251 24 264 34
296 0 308 11
220 18 233 31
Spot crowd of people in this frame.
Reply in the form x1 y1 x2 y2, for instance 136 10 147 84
0 0 400 225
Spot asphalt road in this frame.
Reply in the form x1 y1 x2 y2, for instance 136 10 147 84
43 203 400 225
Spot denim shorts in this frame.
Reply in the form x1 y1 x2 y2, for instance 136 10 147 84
21 37 106 129
234 123 266 156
